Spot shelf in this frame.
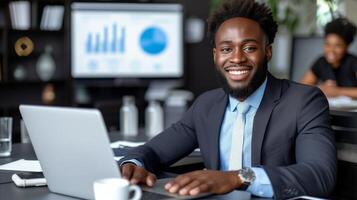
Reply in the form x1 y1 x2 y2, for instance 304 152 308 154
7 33 65 57
0 1 70 89
0 79 67 85
0 0 71 145
7 52 59 58
0 82 71 106
8 29 64 35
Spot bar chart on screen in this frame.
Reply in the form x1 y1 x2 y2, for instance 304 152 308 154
86 23 125 54
71 3 183 78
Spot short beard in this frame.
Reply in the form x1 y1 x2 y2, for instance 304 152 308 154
216 59 268 100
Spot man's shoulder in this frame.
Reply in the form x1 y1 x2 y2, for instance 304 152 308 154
272 76 324 98
346 53 357 60
193 88 227 106
268 76 328 111
344 53 357 66
284 78 319 90
312 55 327 66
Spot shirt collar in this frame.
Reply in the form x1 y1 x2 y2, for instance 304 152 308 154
228 77 267 112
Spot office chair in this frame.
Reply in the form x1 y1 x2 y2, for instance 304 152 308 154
330 110 357 200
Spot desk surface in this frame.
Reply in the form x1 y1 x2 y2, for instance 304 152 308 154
0 143 264 200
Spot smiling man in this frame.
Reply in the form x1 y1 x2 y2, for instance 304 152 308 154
119 0 336 199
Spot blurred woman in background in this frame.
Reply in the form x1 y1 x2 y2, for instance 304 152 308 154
301 17 357 98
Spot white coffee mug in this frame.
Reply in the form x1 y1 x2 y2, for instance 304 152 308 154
93 178 142 200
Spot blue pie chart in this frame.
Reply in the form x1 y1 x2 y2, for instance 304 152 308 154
140 27 167 55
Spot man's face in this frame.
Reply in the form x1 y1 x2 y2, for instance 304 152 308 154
213 17 272 100
324 33 347 67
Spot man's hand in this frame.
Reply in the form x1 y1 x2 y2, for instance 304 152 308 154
322 79 337 87
318 79 340 97
164 170 242 196
319 84 340 97
120 163 156 187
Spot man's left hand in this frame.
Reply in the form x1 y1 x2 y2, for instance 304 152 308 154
164 170 242 196
319 85 340 97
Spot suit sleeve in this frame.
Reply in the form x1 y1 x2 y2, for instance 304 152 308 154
263 88 337 199
118 97 200 173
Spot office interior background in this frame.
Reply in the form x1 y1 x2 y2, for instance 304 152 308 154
0 0 357 142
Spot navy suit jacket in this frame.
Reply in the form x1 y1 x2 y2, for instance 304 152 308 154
120 74 336 199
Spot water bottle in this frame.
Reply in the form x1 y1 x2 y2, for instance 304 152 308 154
145 100 163 138
120 96 138 137
164 90 193 128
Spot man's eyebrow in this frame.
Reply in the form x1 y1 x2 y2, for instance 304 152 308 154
217 38 260 45
241 38 259 43
217 40 233 45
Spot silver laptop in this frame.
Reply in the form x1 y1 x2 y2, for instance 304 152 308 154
20 105 121 199
19 105 212 200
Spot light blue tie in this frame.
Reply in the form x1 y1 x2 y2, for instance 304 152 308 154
229 102 250 170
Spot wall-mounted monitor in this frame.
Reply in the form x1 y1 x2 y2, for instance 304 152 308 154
71 3 183 79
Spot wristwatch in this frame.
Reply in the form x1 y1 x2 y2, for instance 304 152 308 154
237 167 256 190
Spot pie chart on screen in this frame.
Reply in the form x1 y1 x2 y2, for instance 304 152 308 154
140 27 167 55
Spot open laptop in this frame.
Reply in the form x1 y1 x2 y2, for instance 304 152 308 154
19 105 211 200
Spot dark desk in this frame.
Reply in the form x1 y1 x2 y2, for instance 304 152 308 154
329 109 357 199
0 144 79 200
0 143 262 200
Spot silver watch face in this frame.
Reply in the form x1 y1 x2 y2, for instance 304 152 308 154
239 168 256 183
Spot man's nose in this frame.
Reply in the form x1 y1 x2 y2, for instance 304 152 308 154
229 49 247 63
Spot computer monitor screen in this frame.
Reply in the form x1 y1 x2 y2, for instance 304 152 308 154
71 3 183 78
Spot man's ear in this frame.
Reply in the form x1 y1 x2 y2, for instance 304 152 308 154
266 45 272 61
213 48 216 63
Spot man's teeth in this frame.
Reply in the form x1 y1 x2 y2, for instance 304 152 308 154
228 70 249 75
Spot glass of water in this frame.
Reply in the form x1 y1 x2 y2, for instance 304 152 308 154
0 117 12 157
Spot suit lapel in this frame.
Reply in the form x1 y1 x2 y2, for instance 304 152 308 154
207 91 228 170
251 74 282 166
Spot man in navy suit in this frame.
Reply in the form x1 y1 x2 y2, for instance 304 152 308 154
119 0 336 199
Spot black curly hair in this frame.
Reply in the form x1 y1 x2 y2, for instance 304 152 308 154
325 17 357 45
207 0 278 47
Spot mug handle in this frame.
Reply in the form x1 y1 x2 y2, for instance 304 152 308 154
129 185 142 200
